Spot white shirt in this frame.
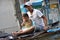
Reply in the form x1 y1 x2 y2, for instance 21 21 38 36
27 9 45 28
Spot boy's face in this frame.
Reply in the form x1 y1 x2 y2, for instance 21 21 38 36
22 17 29 22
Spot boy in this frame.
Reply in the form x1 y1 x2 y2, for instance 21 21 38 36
12 14 35 36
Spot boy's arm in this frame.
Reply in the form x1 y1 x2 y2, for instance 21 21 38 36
21 22 25 26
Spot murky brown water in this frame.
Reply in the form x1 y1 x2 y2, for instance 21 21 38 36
17 33 60 40
38 33 60 40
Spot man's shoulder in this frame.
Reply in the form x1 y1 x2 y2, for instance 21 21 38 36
27 9 39 12
27 11 30 14
34 9 40 12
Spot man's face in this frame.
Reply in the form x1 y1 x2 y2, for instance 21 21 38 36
25 5 32 11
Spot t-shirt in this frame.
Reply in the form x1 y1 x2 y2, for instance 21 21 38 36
22 20 35 31
27 9 45 28
24 20 32 28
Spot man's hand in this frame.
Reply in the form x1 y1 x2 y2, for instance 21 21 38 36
43 26 48 31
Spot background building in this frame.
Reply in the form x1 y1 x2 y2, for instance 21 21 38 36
44 0 60 25
0 0 20 33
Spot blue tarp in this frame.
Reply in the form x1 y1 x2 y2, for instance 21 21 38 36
32 1 43 6
20 4 28 13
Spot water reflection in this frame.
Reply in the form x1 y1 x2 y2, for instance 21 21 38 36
39 33 60 40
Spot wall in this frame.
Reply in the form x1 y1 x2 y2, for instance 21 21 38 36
0 0 20 33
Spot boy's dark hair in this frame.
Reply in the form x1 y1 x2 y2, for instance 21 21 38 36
22 14 29 17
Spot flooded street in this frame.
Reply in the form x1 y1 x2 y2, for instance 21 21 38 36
39 33 60 40
37 25 60 40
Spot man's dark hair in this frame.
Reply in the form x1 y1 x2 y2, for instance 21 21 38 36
22 14 29 17
24 5 28 8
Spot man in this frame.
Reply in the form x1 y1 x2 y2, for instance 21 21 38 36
24 1 48 31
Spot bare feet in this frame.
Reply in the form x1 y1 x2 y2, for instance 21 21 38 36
12 30 23 36
12 32 18 36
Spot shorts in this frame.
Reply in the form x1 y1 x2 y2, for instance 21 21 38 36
34 25 44 32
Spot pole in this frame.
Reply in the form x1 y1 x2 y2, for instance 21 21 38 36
15 0 22 29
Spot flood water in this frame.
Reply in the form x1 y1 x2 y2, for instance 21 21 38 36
39 28 60 40
33 24 60 40
39 32 60 40
19 33 60 40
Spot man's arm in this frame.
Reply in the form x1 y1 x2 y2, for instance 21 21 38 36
41 15 48 30
37 10 48 30
41 15 47 26
37 10 47 26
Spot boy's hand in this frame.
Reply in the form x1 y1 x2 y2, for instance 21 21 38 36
23 19 25 22
21 23 24 26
